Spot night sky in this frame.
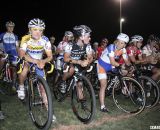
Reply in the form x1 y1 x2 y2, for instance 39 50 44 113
0 0 160 44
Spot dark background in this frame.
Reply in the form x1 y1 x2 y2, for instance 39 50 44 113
0 0 159 44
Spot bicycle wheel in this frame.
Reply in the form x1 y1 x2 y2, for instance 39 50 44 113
28 75 53 130
113 76 146 115
71 75 96 124
139 76 159 108
52 73 66 102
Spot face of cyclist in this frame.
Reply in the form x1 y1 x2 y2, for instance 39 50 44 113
81 34 91 44
30 27 43 40
116 40 126 50
136 41 143 49
50 37 55 44
6 26 14 33
102 39 108 48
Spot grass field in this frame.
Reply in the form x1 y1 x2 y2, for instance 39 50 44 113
0 91 160 130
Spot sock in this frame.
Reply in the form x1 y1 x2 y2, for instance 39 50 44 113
101 105 105 109
19 84 24 90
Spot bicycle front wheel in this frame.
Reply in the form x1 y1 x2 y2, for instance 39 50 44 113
139 76 159 108
113 76 146 115
28 75 53 130
71 75 96 124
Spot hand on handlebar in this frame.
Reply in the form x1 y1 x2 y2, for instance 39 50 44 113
80 60 89 67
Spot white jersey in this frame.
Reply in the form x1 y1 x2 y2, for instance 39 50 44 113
100 44 128 64
142 44 157 56
57 41 68 56
20 35 51 59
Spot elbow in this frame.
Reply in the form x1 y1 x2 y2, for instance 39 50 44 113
64 57 68 63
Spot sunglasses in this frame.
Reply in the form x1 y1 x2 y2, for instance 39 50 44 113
31 28 43 32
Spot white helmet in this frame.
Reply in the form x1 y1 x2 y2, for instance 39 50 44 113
28 18 45 29
93 42 99 46
64 31 73 37
131 35 143 42
117 33 129 43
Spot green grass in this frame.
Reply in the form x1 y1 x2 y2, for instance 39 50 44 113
0 90 160 130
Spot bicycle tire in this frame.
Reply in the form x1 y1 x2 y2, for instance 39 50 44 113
113 76 146 115
139 76 160 108
28 75 53 130
71 75 96 124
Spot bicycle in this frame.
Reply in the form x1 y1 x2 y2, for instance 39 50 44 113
17 58 53 130
0 50 19 95
108 67 146 115
133 64 160 108
53 64 96 124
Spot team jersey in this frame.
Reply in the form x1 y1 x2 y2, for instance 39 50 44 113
65 43 92 60
97 47 104 59
0 32 18 53
127 45 142 57
118 45 142 64
20 35 51 60
142 44 157 56
99 44 128 64
57 41 68 56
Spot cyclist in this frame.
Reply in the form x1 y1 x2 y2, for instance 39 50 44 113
60 25 93 93
49 35 57 60
17 18 53 100
0 21 19 90
119 35 146 65
56 31 74 71
142 34 160 81
92 42 99 60
97 38 108 59
97 33 131 112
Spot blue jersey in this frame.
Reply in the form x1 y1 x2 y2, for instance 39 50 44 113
0 32 18 63
0 32 18 53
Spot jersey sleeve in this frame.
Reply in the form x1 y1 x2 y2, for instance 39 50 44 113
122 48 128 59
14 35 19 47
142 46 148 55
137 49 142 56
86 44 93 55
65 44 72 53
0 33 4 42
127 47 133 56
44 41 52 51
108 44 115 57
20 35 30 52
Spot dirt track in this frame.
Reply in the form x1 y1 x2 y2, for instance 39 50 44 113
52 105 160 130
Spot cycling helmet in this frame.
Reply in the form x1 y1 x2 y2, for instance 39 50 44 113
6 21 15 27
73 25 92 37
131 35 143 42
64 31 73 37
93 42 99 46
28 18 45 29
117 33 129 43
147 34 160 44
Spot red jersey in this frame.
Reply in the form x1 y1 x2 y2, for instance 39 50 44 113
118 45 142 64
97 47 104 59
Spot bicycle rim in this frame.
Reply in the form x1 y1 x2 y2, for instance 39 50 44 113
139 76 160 108
113 77 146 115
28 75 53 130
71 75 96 124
